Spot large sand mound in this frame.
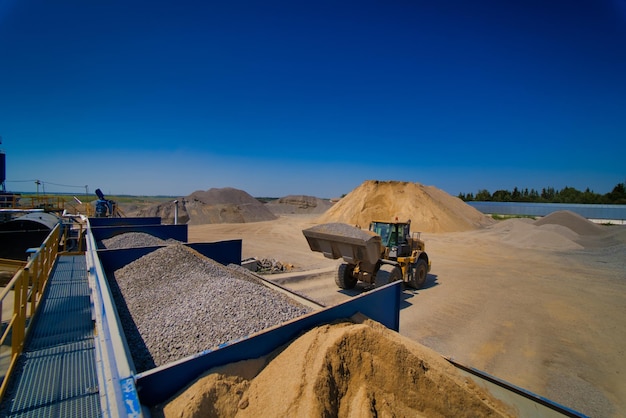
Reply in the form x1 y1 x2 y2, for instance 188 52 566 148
139 188 277 224
265 195 332 215
317 180 494 233
158 316 513 417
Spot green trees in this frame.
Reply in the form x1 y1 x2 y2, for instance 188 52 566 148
458 183 626 204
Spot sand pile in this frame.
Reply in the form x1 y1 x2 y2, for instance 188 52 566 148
157 316 513 417
137 202 190 224
534 210 605 235
265 195 332 215
487 218 585 251
483 211 611 251
317 180 494 233
139 188 277 224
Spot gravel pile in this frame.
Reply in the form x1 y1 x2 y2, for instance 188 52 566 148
100 232 177 249
110 243 312 372
304 222 376 240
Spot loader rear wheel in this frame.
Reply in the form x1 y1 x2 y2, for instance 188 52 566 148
375 264 402 287
336 263 357 289
408 259 428 289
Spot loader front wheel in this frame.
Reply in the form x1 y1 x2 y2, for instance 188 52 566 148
336 263 357 289
375 264 402 287
408 259 428 289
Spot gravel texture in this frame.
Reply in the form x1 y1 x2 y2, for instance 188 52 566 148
110 243 312 372
304 222 376 240
100 232 178 249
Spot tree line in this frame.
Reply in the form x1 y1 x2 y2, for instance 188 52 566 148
458 183 626 204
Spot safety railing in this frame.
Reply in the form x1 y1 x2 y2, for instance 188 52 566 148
59 218 86 255
0 194 95 216
0 223 60 400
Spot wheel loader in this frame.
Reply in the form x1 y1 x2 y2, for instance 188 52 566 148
302 220 431 289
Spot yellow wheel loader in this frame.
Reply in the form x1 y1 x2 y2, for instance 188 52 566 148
303 220 431 290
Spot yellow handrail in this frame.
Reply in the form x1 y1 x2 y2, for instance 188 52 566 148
0 223 60 401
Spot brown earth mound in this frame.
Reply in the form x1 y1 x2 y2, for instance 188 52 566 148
157 316 514 418
265 195 332 215
534 210 605 235
317 180 494 233
487 218 585 251
137 201 189 224
139 188 277 225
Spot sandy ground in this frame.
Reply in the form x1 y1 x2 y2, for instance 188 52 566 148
188 214 626 418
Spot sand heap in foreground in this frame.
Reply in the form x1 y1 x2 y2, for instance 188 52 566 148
317 180 494 233
157 316 513 418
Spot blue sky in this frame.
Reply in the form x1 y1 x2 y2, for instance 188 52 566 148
1 0 625 198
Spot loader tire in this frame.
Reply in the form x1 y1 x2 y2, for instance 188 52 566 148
375 264 402 287
408 259 428 289
336 263 357 289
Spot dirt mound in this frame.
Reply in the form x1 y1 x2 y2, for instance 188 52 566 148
137 202 189 224
534 210 605 236
139 188 277 224
317 180 494 233
265 195 332 215
158 316 513 417
487 218 584 251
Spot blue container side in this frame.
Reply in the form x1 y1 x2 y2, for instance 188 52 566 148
467 201 626 220
186 240 242 266
90 224 188 243
88 217 162 227
97 240 243 273
135 281 402 407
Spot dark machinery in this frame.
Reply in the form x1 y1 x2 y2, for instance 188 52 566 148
94 189 123 218
303 220 431 290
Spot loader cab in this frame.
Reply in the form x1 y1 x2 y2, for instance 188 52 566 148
369 220 412 258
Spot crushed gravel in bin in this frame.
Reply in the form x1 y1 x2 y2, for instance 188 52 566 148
110 243 312 372
304 223 376 240
100 231 178 249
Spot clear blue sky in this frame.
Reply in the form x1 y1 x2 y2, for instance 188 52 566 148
1 0 625 198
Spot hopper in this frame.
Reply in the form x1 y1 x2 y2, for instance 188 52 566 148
302 223 382 265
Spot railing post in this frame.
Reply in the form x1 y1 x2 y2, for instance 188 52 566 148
29 254 40 316
0 223 64 404
12 269 28 356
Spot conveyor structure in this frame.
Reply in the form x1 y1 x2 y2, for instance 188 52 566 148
0 217 588 417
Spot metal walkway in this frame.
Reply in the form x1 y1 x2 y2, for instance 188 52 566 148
0 255 101 417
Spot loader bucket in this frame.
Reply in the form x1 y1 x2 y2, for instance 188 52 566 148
302 223 382 265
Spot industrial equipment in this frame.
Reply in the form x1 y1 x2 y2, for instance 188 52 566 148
303 220 431 290
94 188 123 217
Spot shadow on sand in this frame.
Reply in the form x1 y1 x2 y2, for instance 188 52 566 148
337 273 439 310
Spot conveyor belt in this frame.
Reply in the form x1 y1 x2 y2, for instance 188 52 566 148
0 255 101 417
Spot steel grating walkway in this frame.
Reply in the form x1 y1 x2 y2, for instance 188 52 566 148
0 255 101 417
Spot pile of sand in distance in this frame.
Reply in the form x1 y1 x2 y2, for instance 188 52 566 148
534 210 605 235
317 180 494 233
139 187 277 225
136 200 189 224
156 315 514 418
477 210 617 251
265 195 333 215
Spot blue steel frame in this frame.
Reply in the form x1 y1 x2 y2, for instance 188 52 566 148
90 224 188 245
85 217 403 415
135 281 402 407
85 216 587 417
